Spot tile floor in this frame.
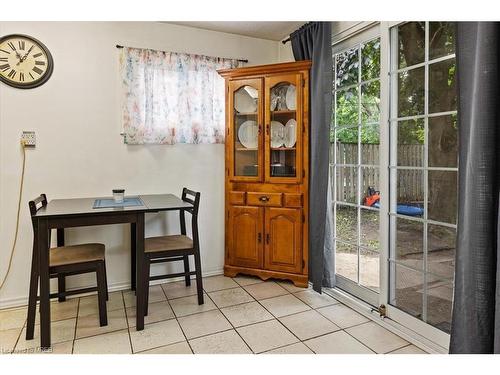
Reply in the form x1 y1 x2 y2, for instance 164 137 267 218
0 275 428 354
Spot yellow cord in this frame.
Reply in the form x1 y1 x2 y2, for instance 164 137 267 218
0 142 26 290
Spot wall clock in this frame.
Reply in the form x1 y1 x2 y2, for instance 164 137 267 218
0 34 54 89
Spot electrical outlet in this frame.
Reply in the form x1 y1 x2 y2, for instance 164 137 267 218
21 131 36 148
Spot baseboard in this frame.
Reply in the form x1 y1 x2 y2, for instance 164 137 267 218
324 287 448 354
0 269 224 310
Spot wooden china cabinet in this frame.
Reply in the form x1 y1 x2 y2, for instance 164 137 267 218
218 61 311 287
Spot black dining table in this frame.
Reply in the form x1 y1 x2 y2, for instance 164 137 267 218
32 193 193 348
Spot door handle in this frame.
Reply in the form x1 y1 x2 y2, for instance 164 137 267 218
259 196 270 202
266 233 270 244
258 125 262 135
266 124 269 135
258 233 262 243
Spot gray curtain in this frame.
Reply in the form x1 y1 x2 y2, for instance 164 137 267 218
290 22 334 292
450 22 500 354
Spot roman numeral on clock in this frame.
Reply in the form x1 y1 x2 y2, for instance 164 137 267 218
33 52 43 58
7 42 16 51
0 57 8 62
35 61 45 66
7 69 16 79
19 72 24 81
33 66 43 75
18 40 25 50
0 49 10 55
0 63 10 72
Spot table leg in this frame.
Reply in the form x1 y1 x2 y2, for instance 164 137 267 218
57 228 65 246
38 218 51 349
135 214 145 330
56 228 66 302
130 223 136 291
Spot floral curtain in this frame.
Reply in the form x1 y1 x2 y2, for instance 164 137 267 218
120 47 239 144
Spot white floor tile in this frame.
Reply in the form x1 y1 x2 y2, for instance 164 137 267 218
0 327 22 354
139 341 192 354
237 320 298 353
243 282 289 300
189 330 251 354
178 309 232 339
123 285 166 308
345 321 409 353
76 308 127 339
129 319 184 353
304 331 374 354
208 287 254 308
169 293 216 317
126 300 174 328
16 318 76 351
294 289 339 309
73 329 131 354
161 280 198 300
78 291 123 317
316 303 369 328
263 342 314 354
220 301 273 327
389 344 427 354
279 310 340 340
0 307 26 331
202 275 239 292
260 294 310 317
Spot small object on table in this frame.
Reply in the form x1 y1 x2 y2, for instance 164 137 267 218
113 189 125 203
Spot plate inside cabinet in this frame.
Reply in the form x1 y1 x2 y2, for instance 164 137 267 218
270 121 285 148
238 120 258 149
284 119 297 148
285 85 296 110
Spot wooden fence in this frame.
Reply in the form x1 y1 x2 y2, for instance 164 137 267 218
332 143 424 203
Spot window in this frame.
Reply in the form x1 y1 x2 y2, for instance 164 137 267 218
332 36 381 296
120 47 239 145
389 22 457 333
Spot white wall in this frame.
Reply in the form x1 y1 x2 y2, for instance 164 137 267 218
0 22 280 308
278 40 294 62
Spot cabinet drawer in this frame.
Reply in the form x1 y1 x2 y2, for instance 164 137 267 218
247 192 282 207
229 191 246 205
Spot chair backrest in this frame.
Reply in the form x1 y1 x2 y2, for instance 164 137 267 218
28 194 48 240
179 188 201 247
29 193 48 218
181 188 201 215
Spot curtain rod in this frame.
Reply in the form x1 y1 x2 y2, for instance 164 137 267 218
115 44 248 64
282 37 291 44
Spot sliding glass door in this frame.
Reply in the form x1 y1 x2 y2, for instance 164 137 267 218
332 26 381 306
388 21 457 334
331 21 457 349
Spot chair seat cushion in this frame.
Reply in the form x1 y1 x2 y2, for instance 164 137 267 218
50 243 105 267
145 235 193 253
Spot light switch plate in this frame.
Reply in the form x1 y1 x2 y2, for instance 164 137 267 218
21 131 36 147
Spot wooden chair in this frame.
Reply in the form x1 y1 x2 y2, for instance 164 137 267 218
26 194 108 340
143 188 203 314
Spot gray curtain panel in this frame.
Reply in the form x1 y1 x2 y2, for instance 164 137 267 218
290 22 334 291
450 22 500 354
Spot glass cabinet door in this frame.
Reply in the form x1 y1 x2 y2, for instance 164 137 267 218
229 79 263 181
265 74 302 183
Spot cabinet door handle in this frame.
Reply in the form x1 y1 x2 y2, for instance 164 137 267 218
258 233 262 243
258 125 262 135
259 196 270 202
266 233 270 244
266 124 269 135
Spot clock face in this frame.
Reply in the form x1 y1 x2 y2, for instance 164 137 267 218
0 34 53 89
